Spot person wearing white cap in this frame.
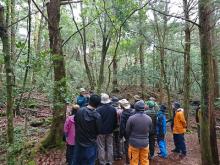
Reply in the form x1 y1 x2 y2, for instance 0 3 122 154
119 99 135 165
76 88 88 107
97 93 118 165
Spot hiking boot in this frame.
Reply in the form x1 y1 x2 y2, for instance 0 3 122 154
171 149 180 153
158 154 168 159
149 155 154 160
179 153 186 158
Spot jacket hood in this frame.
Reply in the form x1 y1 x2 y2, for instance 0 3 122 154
84 108 99 121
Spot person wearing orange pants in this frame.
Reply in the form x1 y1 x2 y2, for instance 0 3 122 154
126 100 152 165
128 145 149 165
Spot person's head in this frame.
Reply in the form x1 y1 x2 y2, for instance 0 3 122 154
172 101 180 110
80 88 86 95
149 97 156 101
71 104 80 115
134 100 145 111
89 90 94 95
119 99 131 110
192 100 200 110
146 100 155 109
133 95 141 102
89 94 101 108
111 96 119 107
160 104 166 113
101 93 111 104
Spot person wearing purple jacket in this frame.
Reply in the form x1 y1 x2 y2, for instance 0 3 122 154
64 104 79 165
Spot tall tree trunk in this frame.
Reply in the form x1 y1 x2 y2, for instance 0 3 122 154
42 0 67 148
81 3 95 90
153 0 171 117
111 35 121 93
33 11 44 84
198 0 219 164
97 37 110 93
0 1 14 145
211 58 220 165
210 18 220 164
11 0 15 62
139 42 145 97
0 4 14 164
139 0 145 98
112 56 118 92
15 0 32 115
183 0 191 124
160 47 172 117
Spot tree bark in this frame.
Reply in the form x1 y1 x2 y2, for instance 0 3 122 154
0 1 14 151
183 0 191 124
112 56 119 92
198 0 219 164
11 0 15 62
42 0 67 148
139 0 145 97
153 0 172 117
15 0 32 115
97 36 111 93
81 3 95 90
210 18 220 165
139 42 145 97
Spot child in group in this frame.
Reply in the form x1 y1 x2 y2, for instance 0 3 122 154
64 104 79 165
156 105 168 158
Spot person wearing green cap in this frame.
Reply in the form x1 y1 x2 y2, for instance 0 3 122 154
145 97 159 159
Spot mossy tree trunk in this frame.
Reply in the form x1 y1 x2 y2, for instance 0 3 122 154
42 0 67 148
0 3 14 164
183 0 191 124
153 0 172 117
198 0 219 164
0 1 14 146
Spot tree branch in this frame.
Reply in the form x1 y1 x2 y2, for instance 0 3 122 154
150 7 200 27
32 0 49 23
7 10 39 28
154 45 185 54
61 0 82 5
62 16 98 47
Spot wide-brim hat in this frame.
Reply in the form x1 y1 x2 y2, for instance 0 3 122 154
119 99 131 109
80 88 86 93
101 93 111 104
72 104 80 110
133 95 141 101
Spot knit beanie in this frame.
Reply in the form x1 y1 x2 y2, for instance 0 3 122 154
160 104 166 112
134 100 145 111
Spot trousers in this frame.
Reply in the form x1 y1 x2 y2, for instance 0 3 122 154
128 145 149 165
97 134 114 165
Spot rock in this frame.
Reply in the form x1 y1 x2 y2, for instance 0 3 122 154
30 119 45 127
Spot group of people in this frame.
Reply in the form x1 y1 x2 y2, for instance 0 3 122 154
63 88 187 165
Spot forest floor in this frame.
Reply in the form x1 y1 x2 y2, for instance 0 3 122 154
0 88 220 165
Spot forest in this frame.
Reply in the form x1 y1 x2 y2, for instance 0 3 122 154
0 0 220 164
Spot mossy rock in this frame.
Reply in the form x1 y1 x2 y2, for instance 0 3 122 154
30 119 45 127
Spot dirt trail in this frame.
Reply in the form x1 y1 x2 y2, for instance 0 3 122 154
35 131 205 165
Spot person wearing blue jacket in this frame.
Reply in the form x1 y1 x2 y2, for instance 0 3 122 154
156 105 168 158
76 88 89 107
